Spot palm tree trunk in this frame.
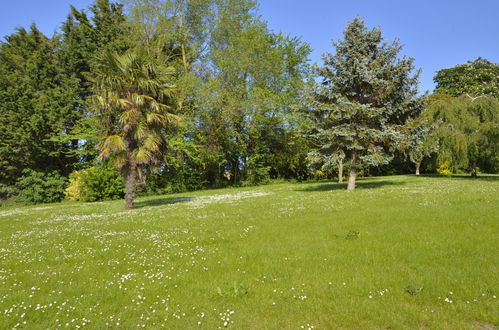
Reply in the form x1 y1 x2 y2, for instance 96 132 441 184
124 161 137 209
347 151 357 191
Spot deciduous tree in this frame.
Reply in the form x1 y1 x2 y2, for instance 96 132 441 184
434 58 499 98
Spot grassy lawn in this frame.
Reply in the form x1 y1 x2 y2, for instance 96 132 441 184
0 175 498 329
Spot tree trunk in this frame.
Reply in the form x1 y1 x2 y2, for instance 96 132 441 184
233 158 238 185
338 159 344 183
124 162 137 209
179 11 189 72
347 151 357 191
471 165 477 178
415 162 421 176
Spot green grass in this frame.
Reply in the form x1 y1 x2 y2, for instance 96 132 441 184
1 175 498 329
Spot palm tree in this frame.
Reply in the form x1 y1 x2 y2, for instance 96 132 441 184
89 48 179 209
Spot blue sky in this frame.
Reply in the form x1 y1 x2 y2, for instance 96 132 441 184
1 0 498 93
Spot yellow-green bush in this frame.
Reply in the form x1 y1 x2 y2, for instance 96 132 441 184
65 171 84 201
65 164 124 202
437 160 452 176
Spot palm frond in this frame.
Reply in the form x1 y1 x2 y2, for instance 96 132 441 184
99 135 125 160
135 147 153 164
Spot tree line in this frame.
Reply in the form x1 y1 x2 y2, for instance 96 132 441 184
0 0 497 207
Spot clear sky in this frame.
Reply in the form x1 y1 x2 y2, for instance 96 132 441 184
1 0 498 93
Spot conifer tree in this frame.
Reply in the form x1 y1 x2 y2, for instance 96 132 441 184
0 25 78 184
310 18 424 190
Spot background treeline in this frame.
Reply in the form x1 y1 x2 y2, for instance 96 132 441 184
0 0 497 205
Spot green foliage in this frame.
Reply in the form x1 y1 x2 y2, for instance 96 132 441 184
437 161 452 176
0 1 130 185
65 164 124 202
401 117 439 173
243 152 271 186
55 0 131 166
15 169 67 205
192 0 312 185
0 184 18 206
65 171 84 201
1 0 498 193
345 230 360 240
434 58 499 98
0 25 79 184
427 95 499 174
405 285 423 297
309 17 424 188
216 281 249 298
89 47 179 208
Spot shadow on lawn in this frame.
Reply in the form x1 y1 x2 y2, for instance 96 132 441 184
419 174 499 182
134 196 195 208
297 179 403 192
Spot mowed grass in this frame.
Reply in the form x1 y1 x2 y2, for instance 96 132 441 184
0 175 498 329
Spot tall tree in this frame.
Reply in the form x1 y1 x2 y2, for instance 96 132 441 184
309 17 424 190
402 118 439 175
427 95 499 175
196 0 311 185
434 58 499 98
89 48 179 209
55 0 130 166
0 25 78 184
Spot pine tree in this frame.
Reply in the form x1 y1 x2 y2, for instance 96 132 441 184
310 17 424 190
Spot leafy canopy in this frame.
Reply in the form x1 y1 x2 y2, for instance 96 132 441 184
89 47 179 169
434 58 499 98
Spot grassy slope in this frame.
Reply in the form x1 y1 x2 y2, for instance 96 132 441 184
0 175 498 329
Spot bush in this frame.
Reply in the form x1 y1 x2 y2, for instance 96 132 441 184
65 164 124 202
437 161 452 176
15 169 67 205
0 184 18 206
243 153 271 186
65 171 84 201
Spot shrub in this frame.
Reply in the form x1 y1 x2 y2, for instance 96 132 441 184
65 171 84 201
437 161 452 176
243 153 271 186
313 169 326 180
15 169 67 205
65 164 124 202
0 184 18 206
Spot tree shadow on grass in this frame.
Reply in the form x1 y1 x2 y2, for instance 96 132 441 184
296 179 404 192
134 196 195 208
419 174 499 182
